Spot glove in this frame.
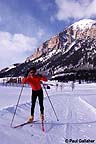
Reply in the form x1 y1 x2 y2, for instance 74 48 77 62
47 85 50 89
24 70 29 77
37 73 42 77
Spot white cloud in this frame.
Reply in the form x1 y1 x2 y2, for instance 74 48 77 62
0 2 47 38
0 32 38 69
55 0 96 20
36 28 45 38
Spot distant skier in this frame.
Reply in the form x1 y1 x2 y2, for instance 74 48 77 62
71 81 75 91
22 67 48 122
56 83 58 91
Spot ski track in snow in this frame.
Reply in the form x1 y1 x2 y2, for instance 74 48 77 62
0 82 96 144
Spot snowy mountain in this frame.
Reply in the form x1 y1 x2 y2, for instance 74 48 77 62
0 19 96 80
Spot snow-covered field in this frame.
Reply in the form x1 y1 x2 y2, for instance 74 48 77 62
0 81 96 144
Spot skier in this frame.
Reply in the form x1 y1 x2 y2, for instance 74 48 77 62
22 67 48 122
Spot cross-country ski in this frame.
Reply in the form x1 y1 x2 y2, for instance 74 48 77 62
41 120 45 132
12 120 38 128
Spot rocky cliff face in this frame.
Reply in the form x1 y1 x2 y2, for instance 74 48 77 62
26 36 59 62
26 19 96 62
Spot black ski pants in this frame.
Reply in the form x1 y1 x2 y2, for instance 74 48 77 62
31 89 44 116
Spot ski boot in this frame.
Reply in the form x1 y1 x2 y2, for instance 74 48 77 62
40 114 44 121
28 115 34 123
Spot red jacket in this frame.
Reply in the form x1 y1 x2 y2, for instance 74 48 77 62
22 75 48 91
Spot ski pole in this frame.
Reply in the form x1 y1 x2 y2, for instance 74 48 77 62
42 83 59 121
10 84 24 127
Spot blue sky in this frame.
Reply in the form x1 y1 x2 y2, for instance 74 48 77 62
0 0 96 69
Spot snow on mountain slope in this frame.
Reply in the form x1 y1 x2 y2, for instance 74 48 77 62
72 19 96 30
0 82 96 144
